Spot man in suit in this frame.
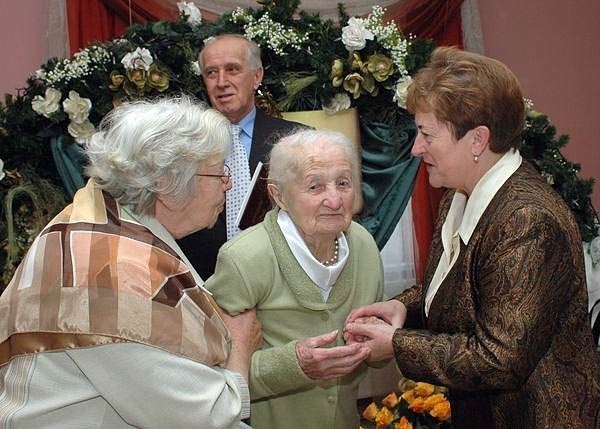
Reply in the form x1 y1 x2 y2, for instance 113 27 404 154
178 34 301 280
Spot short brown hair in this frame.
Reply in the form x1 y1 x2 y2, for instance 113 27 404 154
406 47 525 153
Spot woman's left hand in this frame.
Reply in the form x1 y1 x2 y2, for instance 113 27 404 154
295 330 369 380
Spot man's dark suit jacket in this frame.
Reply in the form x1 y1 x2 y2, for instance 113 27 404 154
177 108 302 280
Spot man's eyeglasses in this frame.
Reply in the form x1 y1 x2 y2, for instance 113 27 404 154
195 164 231 183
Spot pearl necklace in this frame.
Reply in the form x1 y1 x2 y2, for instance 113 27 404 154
321 238 339 266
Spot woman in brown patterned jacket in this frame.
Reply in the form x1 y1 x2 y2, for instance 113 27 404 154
344 47 600 428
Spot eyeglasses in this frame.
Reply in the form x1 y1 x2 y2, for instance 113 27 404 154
195 164 231 183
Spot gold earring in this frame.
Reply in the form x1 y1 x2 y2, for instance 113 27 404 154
473 154 479 163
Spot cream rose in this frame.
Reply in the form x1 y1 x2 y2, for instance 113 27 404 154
63 90 92 124
68 119 95 145
341 17 374 52
31 87 61 118
323 93 351 115
393 76 412 109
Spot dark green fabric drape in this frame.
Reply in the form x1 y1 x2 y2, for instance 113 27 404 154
359 120 421 249
50 137 86 198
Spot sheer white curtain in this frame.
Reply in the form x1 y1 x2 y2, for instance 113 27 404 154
46 0 70 60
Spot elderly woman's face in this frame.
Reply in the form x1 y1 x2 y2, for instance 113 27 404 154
411 111 474 193
277 141 354 240
155 157 232 239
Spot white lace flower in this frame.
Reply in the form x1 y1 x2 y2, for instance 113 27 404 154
323 93 352 115
121 47 153 71
190 60 201 76
31 87 62 118
63 90 92 124
68 119 95 145
341 17 374 52
0 158 5 182
393 76 412 109
178 2 202 26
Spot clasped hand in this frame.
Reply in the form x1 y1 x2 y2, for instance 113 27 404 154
341 300 407 362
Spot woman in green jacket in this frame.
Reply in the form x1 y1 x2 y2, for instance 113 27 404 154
205 129 385 429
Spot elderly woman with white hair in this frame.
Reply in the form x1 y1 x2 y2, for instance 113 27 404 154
0 97 261 428
205 129 384 429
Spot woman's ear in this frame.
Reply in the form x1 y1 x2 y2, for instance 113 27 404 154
471 125 490 157
267 183 287 211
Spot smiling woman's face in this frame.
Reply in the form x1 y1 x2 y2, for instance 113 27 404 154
274 139 355 244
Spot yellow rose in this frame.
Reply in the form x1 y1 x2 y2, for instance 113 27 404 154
109 71 126 90
330 59 345 87
343 73 363 99
126 68 147 90
360 72 378 95
147 64 169 92
366 54 394 82
349 52 364 71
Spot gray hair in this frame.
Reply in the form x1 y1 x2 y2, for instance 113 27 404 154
268 129 361 201
199 34 262 72
85 96 231 215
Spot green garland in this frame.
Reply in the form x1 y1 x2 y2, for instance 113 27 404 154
0 1 597 296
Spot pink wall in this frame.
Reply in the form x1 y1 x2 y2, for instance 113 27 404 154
478 0 600 209
1 0 599 210
0 0 48 96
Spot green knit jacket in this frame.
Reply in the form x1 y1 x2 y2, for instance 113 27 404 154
205 208 384 429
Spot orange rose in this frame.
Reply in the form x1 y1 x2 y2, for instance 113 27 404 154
382 391 399 408
401 389 416 404
362 402 378 422
375 406 394 428
423 393 446 411
408 397 426 413
394 416 413 429
429 400 452 421
414 382 435 397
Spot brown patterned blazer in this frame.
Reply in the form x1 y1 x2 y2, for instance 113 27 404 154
393 161 600 428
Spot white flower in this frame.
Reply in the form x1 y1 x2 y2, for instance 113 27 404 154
323 93 352 115
190 60 201 76
68 119 95 145
31 87 62 118
121 47 153 71
393 76 412 109
0 158 5 182
33 68 46 80
178 2 202 26
63 90 92 124
341 17 374 52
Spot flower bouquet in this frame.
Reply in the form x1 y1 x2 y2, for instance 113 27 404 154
361 378 451 429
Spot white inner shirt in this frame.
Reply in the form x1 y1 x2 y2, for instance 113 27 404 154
277 210 349 301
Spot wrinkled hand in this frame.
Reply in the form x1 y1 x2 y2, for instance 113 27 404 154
343 319 397 362
295 330 369 380
343 315 388 344
222 309 262 381
345 300 407 328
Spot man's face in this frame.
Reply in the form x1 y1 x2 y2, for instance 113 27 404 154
200 38 263 124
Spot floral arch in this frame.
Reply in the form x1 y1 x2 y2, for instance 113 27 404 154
0 1 597 295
